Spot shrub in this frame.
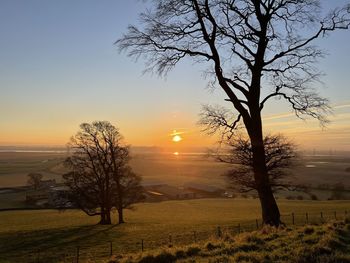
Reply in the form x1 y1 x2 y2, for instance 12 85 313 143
345 216 350 224
138 251 176 263
233 252 264 263
174 250 186 259
209 256 230 263
303 226 315 235
206 242 219 251
311 194 319 200
186 246 201 257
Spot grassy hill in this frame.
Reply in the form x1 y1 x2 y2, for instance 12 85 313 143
116 219 350 263
0 199 350 262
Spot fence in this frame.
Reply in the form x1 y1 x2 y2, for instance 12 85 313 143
21 209 350 263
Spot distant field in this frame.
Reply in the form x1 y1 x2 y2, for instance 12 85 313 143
130 153 230 187
0 198 350 262
0 152 349 210
0 152 66 187
0 152 349 188
293 155 350 187
0 152 231 188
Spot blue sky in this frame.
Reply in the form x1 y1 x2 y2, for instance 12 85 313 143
0 0 349 150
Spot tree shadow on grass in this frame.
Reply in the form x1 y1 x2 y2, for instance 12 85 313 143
0 223 125 262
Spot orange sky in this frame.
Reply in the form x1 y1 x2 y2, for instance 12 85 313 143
1 1 349 151
1 102 349 152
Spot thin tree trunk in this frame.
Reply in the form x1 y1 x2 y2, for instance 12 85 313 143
117 205 124 224
116 178 125 224
99 210 106 225
105 208 112 224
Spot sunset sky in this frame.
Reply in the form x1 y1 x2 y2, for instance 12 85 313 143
0 0 350 151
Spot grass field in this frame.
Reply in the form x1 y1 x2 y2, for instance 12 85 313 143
1 198 350 262
0 152 66 187
0 152 230 188
120 220 350 263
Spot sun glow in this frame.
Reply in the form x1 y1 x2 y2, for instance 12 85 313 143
171 130 184 142
173 151 179 156
172 134 182 142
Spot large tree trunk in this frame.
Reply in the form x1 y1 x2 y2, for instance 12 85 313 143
99 207 112 225
248 113 281 226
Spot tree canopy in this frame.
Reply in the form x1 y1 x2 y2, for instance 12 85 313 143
117 0 350 226
64 121 143 224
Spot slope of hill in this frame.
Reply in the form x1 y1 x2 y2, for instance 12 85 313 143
0 199 350 262
112 220 350 263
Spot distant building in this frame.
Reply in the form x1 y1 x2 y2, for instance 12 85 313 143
143 190 168 202
25 190 49 205
144 184 197 201
48 186 72 208
40 179 56 189
184 182 224 198
26 184 72 208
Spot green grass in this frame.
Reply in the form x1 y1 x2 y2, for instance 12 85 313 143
0 190 28 209
0 199 350 262
119 220 350 263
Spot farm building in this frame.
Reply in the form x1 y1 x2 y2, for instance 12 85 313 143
144 184 197 201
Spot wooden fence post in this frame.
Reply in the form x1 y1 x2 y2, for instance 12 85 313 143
238 223 241 234
292 213 295 225
193 231 197 243
321 212 323 222
169 234 172 245
76 246 80 263
217 226 222 238
334 211 337 220
256 219 259 230
141 239 144 252
110 241 113 256
306 213 309 224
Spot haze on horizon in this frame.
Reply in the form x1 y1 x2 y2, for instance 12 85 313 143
0 0 350 151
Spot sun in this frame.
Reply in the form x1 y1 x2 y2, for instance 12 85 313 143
172 134 182 142
173 151 179 156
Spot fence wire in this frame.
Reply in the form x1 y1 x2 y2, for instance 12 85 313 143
9 209 350 263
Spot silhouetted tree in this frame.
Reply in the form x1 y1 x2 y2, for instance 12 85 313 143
215 134 296 193
117 0 350 225
63 121 143 224
27 173 43 190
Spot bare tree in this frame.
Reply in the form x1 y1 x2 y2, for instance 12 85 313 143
27 173 43 190
117 0 350 225
107 138 144 223
63 121 143 224
215 134 297 193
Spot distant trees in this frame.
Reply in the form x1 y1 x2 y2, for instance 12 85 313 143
330 183 346 200
27 173 43 190
117 0 350 226
213 134 297 193
63 121 144 225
